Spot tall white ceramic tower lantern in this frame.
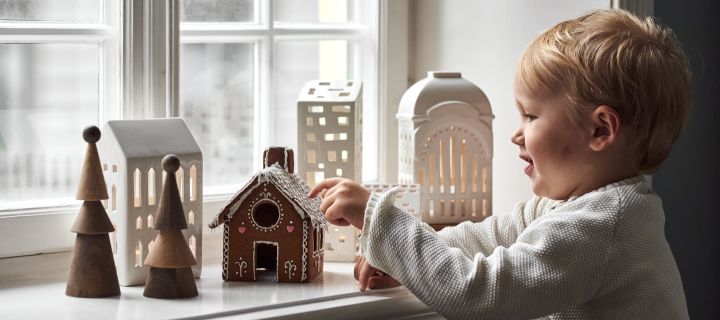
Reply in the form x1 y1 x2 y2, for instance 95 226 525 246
297 80 362 186
297 80 362 262
397 71 493 229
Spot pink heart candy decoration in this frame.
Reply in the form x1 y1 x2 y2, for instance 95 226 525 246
238 226 246 234
286 225 294 233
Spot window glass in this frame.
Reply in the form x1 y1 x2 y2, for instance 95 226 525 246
0 44 99 208
180 0 254 23
273 40 350 150
0 0 100 22
274 0 353 24
180 43 255 187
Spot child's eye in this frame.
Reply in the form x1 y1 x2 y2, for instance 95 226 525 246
523 114 537 122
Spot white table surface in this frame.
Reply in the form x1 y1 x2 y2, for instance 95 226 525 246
0 262 439 320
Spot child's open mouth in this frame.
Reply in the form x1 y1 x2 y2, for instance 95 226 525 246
519 154 534 175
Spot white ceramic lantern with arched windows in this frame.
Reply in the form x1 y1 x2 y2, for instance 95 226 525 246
99 118 203 286
397 72 493 229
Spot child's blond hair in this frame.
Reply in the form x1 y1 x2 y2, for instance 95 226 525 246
516 9 692 173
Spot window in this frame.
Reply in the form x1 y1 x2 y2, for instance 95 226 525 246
179 0 379 195
0 0 121 211
0 0 378 259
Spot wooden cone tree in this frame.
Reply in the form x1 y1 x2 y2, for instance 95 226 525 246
143 154 198 299
66 126 120 298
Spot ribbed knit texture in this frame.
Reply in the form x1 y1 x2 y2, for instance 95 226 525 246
360 176 688 320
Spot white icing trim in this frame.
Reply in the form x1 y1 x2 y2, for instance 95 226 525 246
301 220 308 281
222 223 229 280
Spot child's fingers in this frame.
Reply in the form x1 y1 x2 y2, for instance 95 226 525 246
354 256 366 280
358 261 376 291
368 275 401 290
319 193 337 214
307 177 344 198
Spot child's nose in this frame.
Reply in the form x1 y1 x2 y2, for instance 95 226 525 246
511 127 524 146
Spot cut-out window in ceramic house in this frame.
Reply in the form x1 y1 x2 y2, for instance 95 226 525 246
397 72 493 227
133 168 141 207
189 235 196 258
177 166 184 202
136 216 142 230
189 165 197 202
188 210 195 225
111 185 117 211
147 214 154 229
134 241 143 268
111 224 118 254
147 167 156 205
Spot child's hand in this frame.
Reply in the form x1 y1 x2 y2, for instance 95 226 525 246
308 178 370 229
354 255 401 291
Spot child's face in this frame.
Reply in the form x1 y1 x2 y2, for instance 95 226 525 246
512 85 592 200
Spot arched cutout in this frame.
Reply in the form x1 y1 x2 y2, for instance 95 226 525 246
147 214 154 229
133 168 142 207
177 167 185 202
148 167 156 205
188 210 195 225
111 224 118 254
135 241 143 268
189 165 197 202
111 185 117 211
136 216 142 230
189 235 197 258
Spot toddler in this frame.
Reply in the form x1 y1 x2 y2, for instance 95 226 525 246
308 9 691 320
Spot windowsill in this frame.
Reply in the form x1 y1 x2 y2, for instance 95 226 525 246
0 257 436 320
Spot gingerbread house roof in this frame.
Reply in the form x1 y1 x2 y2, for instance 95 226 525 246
209 163 327 230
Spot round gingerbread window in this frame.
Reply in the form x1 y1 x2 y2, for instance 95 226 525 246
252 201 280 228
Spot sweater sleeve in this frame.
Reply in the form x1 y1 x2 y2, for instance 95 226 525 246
435 196 556 257
360 190 611 320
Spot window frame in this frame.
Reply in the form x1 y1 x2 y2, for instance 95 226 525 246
0 0 122 257
0 0 381 259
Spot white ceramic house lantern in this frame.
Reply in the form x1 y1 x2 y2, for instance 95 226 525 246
98 118 203 286
297 80 362 262
297 80 362 186
397 71 493 229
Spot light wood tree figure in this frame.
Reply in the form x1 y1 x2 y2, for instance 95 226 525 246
66 126 121 297
143 154 198 299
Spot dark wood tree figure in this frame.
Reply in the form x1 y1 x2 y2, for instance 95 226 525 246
66 125 120 298
143 154 198 299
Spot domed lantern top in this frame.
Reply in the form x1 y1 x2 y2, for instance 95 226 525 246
397 71 492 123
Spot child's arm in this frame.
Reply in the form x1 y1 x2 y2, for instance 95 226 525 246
359 190 610 320
435 195 555 257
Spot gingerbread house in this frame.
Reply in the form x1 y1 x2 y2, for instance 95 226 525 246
209 147 326 283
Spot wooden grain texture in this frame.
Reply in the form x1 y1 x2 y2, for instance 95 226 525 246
143 267 198 299
155 155 187 230
76 142 109 200
144 230 197 268
66 233 120 298
71 201 115 234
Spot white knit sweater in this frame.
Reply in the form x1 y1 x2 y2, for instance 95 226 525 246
360 176 688 320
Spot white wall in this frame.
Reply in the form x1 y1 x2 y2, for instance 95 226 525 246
406 0 609 214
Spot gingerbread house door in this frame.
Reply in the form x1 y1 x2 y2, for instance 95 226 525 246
254 241 278 281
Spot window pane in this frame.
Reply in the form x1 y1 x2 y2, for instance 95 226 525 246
180 43 254 187
180 0 254 23
0 44 100 207
273 40 350 150
0 0 100 22
274 0 353 24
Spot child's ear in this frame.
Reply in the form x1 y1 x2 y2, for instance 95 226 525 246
589 105 621 151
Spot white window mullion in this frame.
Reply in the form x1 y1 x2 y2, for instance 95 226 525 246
261 0 275 167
